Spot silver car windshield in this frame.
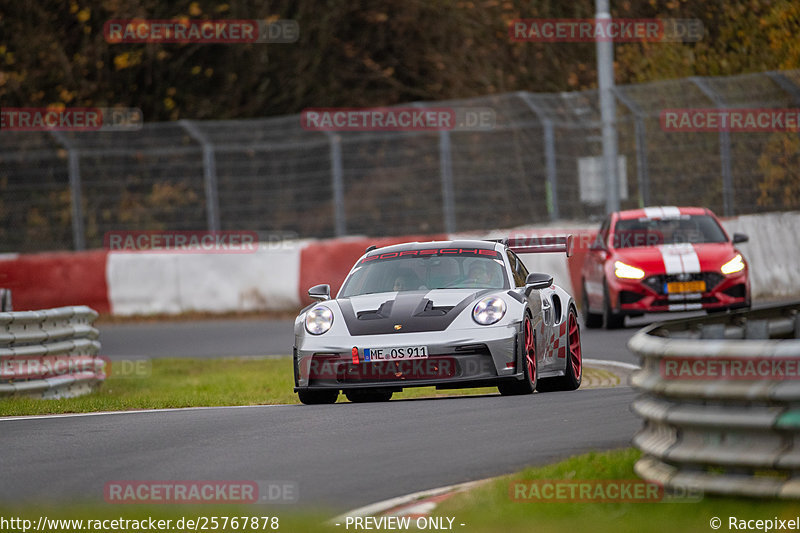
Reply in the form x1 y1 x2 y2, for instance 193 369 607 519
339 251 509 297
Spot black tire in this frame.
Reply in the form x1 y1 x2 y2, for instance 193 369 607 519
298 389 339 405
536 307 583 392
498 315 537 396
345 390 393 403
581 283 603 329
603 282 625 329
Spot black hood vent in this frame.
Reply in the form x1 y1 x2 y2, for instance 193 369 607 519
338 290 492 336
357 300 393 320
414 299 454 317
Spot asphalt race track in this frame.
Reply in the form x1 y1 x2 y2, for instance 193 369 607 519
10 304 748 513
17 303 791 511
99 319 295 360
0 313 658 512
0 388 638 510
97 313 676 363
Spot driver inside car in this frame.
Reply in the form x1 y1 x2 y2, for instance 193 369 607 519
392 270 425 291
465 263 491 287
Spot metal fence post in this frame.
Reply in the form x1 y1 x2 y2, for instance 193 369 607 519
613 87 650 207
438 130 456 234
596 0 620 214
51 132 86 251
690 77 734 216
179 120 221 232
325 132 347 237
412 101 456 233
766 71 800 106
518 92 559 221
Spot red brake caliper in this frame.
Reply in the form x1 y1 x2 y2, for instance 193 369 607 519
525 318 536 384
568 313 582 379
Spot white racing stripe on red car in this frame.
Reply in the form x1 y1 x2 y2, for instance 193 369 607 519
659 245 684 274
679 245 701 273
643 206 681 219
657 244 701 274
643 207 664 218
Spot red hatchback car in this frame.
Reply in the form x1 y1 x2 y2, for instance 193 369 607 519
581 206 750 329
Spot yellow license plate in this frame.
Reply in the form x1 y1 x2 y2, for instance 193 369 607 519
666 280 706 293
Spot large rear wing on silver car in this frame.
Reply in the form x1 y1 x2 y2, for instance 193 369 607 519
491 235 574 257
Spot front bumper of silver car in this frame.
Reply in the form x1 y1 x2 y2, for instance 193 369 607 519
293 323 523 391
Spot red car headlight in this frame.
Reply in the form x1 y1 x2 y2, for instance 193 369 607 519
614 261 645 280
721 254 745 275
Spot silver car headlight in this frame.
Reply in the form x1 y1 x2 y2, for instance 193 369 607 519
305 305 333 335
472 297 506 325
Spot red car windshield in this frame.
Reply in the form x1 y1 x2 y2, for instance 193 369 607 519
612 215 728 248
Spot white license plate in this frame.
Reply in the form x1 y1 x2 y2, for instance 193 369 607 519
364 346 428 361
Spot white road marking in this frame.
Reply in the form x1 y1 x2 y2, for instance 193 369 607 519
0 360 639 423
583 358 641 371
0 403 292 422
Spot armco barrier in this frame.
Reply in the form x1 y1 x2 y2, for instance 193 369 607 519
0 288 11 311
0 306 104 399
629 302 800 498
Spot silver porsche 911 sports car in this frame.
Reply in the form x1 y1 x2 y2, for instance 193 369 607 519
293 237 583 404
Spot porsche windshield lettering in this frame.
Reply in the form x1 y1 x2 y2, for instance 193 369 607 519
361 248 500 263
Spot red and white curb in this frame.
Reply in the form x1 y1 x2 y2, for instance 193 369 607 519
329 479 489 527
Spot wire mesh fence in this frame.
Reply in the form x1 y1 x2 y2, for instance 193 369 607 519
2 69 799 252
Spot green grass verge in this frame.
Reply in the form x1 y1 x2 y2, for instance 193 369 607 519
0 357 501 416
5 449 797 533
435 448 800 533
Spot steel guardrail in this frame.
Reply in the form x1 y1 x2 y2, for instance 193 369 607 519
629 301 800 498
0 288 11 312
0 306 104 399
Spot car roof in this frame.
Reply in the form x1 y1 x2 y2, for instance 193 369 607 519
615 206 711 220
364 240 500 257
